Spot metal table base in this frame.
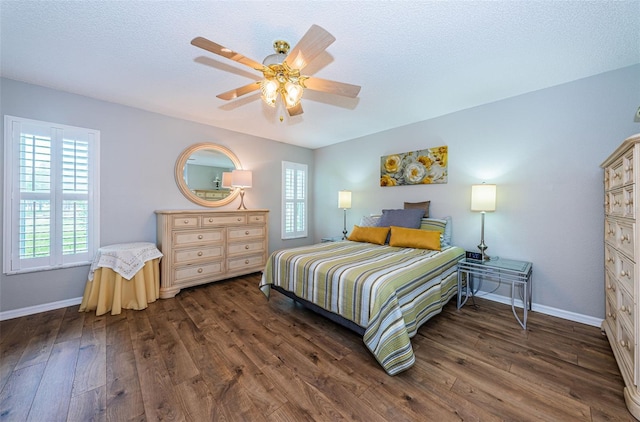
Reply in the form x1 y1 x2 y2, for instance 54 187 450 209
457 257 533 329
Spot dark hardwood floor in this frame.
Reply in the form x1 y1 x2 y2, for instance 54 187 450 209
0 273 634 421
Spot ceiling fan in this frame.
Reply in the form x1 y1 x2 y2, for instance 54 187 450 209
191 24 361 117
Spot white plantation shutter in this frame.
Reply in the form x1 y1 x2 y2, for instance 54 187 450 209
4 116 100 274
281 161 307 239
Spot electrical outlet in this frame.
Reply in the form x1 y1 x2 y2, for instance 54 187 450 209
635 106 640 122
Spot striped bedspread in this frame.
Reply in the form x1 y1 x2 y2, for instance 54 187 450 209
259 241 465 375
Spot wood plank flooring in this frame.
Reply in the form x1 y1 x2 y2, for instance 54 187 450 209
0 273 635 421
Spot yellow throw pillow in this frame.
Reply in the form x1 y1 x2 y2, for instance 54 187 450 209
348 225 390 245
389 226 441 250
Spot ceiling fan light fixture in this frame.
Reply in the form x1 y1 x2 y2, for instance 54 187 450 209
260 78 279 106
283 81 303 108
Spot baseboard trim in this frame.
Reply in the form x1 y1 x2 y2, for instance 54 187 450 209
477 291 603 327
0 297 83 321
0 291 605 328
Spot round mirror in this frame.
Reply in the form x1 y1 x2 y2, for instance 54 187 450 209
175 143 241 207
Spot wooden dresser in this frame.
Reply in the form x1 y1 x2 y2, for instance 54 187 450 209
155 209 269 298
601 133 640 419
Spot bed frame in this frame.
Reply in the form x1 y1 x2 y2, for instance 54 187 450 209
272 285 366 336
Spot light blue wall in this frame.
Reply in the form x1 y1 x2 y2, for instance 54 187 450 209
0 77 314 313
2 65 639 318
313 64 640 319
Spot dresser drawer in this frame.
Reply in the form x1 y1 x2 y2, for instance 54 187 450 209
622 147 635 186
607 157 625 190
618 286 635 327
172 216 200 228
228 226 265 240
174 229 224 247
605 245 635 292
617 317 635 383
605 292 618 341
617 220 635 259
227 240 265 256
607 186 635 219
175 262 224 284
227 254 265 272
174 245 224 265
203 214 247 226
248 213 267 224
605 218 617 245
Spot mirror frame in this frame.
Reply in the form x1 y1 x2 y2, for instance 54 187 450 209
174 143 242 207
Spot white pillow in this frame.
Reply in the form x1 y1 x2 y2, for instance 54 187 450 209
359 215 381 227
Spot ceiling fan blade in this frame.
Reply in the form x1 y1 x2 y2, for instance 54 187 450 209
285 25 336 71
216 82 261 101
191 37 265 71
303 77 361 98
287 103 304 116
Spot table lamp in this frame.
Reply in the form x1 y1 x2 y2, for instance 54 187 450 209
231 170 252 210
471 183 496 261
221 171 233 188
338 190 352 240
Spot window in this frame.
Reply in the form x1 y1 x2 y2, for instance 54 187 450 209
281 161 307 239
3 116 100 274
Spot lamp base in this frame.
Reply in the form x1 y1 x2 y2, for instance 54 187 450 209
237 189 247 210
477 243 490 261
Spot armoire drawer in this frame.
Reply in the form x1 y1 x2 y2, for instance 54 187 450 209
605 245 635 293
616 317 635 382
617 285 635 328
607 186 635 219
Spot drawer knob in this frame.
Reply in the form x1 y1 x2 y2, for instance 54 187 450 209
245 259 250 264
184 219 189 224
607 257 614 263
209 218 214 222
245 245 250 250
620 270 629 277
607 283 616 291
198 235 203 240
245 231 250 235
237 217 242 221
198 251 203 256
621 234 629 242
620 339 631 350
621 305 627 312
197 268 203 273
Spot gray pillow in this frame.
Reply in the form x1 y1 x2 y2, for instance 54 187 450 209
378 209 426 229
404 201 430 218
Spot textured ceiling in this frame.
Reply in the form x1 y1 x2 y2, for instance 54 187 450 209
1 1 639 149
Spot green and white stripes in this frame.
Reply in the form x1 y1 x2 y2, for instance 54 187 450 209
260 241 464 375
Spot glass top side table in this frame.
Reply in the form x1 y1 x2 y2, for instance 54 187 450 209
457 257 533 329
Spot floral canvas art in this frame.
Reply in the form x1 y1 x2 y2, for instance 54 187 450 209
380 146 448 186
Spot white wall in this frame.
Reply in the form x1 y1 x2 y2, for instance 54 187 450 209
0 77 314 313
313 64 640 320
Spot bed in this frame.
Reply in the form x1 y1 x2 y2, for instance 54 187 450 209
259 213 464 375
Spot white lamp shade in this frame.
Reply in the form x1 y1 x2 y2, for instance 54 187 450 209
221 172 233 188
231 170 252 188
471 184 496 212
338 190 352 209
